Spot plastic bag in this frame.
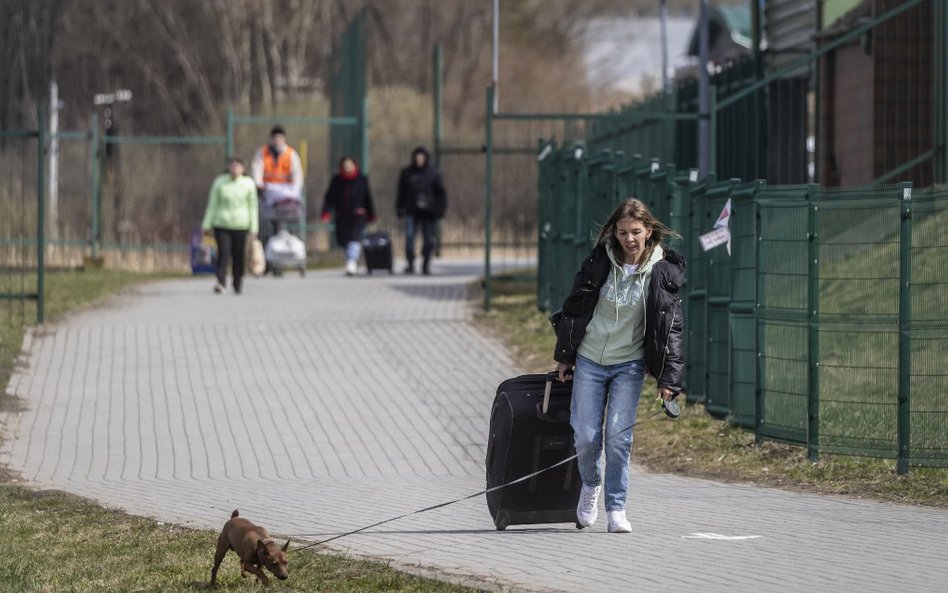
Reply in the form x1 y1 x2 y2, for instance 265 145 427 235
247 236 265 276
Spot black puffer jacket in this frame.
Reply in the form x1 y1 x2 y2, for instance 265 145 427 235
396 147 447 218
550 243 687 394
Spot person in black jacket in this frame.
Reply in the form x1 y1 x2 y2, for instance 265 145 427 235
321 156 376 276
551 197 686 533
395 146 446 275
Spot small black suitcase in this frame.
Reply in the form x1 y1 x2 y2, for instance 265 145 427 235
486 372 582 531
362 231 393 274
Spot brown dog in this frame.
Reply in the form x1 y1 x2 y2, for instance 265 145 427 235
209 509 289 586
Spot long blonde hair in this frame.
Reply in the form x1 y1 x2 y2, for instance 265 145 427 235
595 198 680 264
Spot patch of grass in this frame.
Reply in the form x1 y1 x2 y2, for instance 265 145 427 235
474 272 948 507
0 486 479 592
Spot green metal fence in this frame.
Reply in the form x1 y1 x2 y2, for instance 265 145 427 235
537 143 948 472
1 113 47 324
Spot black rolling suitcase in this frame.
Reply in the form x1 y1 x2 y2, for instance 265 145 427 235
362 231 393 274
486 372 582 531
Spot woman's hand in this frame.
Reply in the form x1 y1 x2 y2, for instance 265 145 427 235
555 362 573 382
354 207 366 216
657 387 675 401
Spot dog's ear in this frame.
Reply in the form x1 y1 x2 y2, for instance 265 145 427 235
256 539 266 552
282 539 290 552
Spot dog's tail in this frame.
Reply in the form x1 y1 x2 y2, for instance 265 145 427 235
231 509 239 518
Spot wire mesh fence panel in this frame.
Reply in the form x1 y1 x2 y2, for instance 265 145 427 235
705 181 735 417
729 182 763 427
684 177 711 402
756 191 810 443
96 141 226 271
813 188 901 456
42 134 94 269
909 187 948 465
0 134 41 327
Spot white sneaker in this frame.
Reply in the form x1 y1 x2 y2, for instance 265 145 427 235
345 260 357 276
576 483 601 527
607 510 632 533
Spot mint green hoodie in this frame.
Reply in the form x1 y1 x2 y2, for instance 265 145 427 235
577 243 664 366
201 173 259 235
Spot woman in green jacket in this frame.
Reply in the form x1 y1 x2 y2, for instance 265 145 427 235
202 158 259 294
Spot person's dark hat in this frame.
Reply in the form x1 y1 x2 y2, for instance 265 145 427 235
270 125 286 137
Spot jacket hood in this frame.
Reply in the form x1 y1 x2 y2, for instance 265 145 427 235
411 146 430 168
605 242 664 275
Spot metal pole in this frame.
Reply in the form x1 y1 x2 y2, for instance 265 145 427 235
939 0 948 182
36 108 46 324
698 0 711 178
484 85 495 311
751 0 761 60
807 186 820 462
897 183 913 474
660 0 669 93
48 81 60 240
90 113 100 260
492 0 499 114
433 44 443 169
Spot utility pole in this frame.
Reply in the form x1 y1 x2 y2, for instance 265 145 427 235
697 0 711 177
48 81 63 240
492 0 499 113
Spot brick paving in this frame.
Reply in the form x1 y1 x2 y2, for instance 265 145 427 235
2 257 947 593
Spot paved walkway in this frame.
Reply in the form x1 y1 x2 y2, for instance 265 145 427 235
2 258 946 593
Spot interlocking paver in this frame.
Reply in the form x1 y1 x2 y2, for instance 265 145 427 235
1 258 947 593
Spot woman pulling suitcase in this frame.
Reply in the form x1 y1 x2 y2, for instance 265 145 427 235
320 155 376 276
551 197 686 533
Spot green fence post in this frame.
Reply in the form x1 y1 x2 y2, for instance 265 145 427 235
939 2 948 182
484 85 495 311
897 182 913 474
36 107 46 324
807 185 820 461
89 113 100 260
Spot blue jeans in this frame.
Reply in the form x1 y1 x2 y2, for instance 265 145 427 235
404 214 437 264
570 354 645 511
345 240 362 263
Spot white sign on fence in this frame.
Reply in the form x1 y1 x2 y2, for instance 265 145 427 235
699 226 730 251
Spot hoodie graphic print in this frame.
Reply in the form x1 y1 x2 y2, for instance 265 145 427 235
577 244 664 366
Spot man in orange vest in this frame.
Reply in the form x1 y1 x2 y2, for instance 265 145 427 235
251 126 305 239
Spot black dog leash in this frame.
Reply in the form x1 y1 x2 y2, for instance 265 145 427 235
289 405 672 554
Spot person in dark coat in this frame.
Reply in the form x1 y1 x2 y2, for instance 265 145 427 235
550 197 686 533
395 146 446 275
321 156 376 276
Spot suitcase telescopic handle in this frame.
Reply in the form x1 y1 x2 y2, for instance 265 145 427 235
542 370 566 415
